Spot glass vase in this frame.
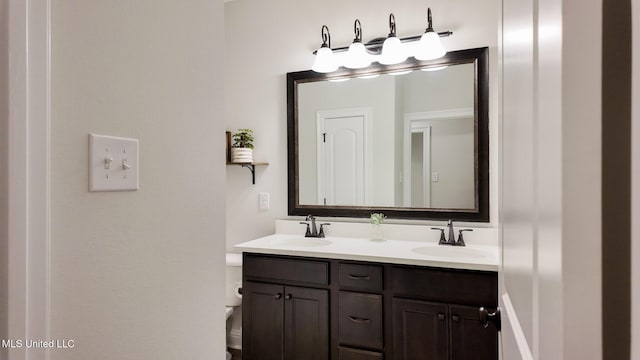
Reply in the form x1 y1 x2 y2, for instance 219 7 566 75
371 224 384 241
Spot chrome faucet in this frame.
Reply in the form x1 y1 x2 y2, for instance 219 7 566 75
300 215 330 238
431 220 472 246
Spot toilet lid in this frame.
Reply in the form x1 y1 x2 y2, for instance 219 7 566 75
226 252 243 266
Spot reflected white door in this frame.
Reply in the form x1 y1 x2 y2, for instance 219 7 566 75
317 113 366 206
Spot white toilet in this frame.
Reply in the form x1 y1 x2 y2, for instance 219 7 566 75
226 253 243 360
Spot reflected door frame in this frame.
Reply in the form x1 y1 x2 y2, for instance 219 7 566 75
316 108 373 206
403 108 474 207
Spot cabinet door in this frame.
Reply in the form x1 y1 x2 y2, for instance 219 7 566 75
392 298 449 360
450 305 498 360
284 286 329 360
242 282 284 360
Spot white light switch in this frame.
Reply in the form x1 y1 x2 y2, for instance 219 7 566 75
90 134 139 191
259 192 270 210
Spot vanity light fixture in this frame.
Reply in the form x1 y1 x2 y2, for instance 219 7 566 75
415 8 447 61
379 14 408 65
344 19 372 69
312 25 338 73
310 9 452 73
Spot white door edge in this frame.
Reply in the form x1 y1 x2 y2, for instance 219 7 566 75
8 1 51 359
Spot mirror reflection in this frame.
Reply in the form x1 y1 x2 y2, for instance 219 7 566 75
298 63 475 209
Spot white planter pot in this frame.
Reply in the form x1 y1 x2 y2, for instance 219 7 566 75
231 148 253 163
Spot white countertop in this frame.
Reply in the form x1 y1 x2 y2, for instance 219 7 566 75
235 233 499 272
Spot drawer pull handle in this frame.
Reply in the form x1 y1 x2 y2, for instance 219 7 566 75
348 316 371 324
452 315 460 322
437 313 445 321
347 274 371 280
274 293 282 300
285 294 292 300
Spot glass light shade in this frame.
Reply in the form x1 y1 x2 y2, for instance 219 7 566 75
415 31 446 61
312 47 338 73
379 36 407 65
344 42 371 69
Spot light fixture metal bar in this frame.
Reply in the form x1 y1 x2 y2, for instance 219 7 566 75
312 31 453 54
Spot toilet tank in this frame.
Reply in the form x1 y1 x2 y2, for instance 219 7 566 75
226 253 243 307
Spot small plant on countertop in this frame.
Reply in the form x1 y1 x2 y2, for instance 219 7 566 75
232 128 254 149
370 213 386 225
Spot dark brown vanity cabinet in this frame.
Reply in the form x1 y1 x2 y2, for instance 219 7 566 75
242 253 498 360
242 255 330 360
392 300 498 360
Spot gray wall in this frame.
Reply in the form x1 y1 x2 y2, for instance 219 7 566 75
49 1 226 359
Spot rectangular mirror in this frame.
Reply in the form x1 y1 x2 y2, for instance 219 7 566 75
287 47 489 221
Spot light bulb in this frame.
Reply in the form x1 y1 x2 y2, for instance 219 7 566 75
415 31 446 61
344 42 371 69
312 46 338 73
379 36 407 65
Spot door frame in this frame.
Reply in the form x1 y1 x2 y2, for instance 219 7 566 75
7 1 51 359
316 107 373 205
403 108 474 207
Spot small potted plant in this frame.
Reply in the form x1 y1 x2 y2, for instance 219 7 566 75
370 212 386 241
231 128 254 163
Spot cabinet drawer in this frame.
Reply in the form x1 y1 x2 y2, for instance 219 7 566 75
338 291 383 350
338 263 383 292
392 266 497 306
244 254 329 285
338 346 383 360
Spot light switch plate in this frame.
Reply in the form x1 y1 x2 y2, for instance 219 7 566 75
89 134 139 191
259 192 270 210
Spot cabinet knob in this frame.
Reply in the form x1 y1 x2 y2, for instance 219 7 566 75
285 294 292 300
452 315 460 322
437 313 445 321
274 293 282 300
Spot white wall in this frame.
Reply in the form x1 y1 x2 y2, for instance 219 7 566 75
403 63 474 113
0 0 9 356
225 0 500 250
501 0 602 359
428 117 474 209
49 2 226 359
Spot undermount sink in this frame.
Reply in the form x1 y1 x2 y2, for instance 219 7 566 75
269 237 332 247
412 245 492 259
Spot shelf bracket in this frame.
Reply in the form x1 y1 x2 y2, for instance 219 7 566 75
241 164 256 184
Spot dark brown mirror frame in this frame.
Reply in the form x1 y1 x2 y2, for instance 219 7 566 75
287 46 489 221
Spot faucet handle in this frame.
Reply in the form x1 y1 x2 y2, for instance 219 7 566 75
457 229 473 246
299 222 311 237
431 227 447 245
318 223 330 238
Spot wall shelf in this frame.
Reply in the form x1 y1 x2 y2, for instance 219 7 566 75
227 162 269 184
